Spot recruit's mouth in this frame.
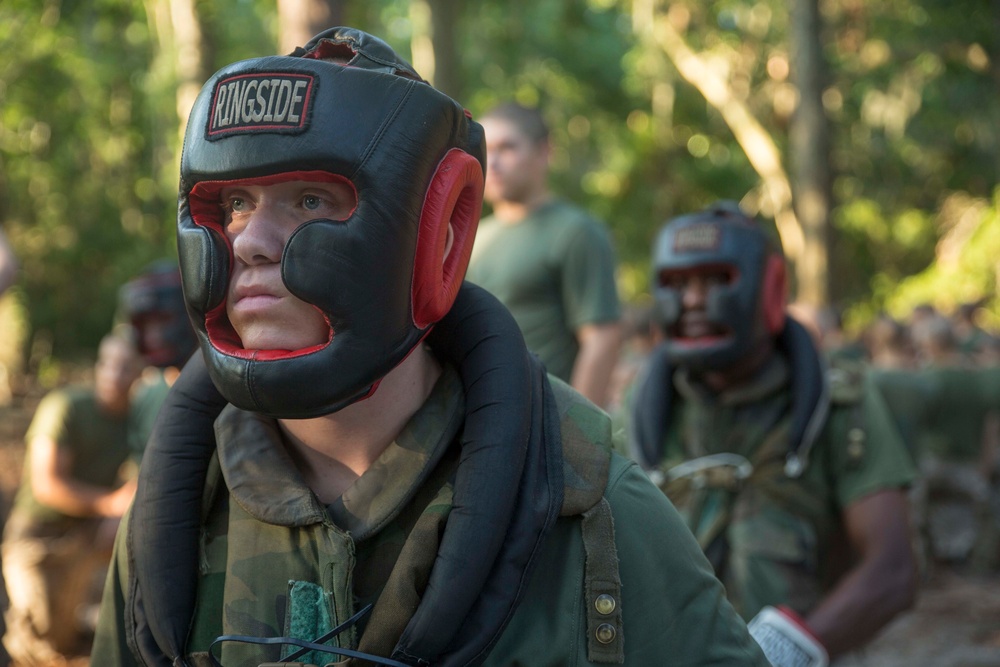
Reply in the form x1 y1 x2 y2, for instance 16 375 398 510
671 314 733 346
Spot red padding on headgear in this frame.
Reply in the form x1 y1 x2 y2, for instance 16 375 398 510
411 149 485 329
762 253 788 334
188 171 352 360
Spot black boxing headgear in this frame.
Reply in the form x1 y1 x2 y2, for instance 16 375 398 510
177 27 485 418
119 261 198 369
651 201 787 370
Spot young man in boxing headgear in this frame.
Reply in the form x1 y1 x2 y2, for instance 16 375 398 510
625 201 919 667
92 29 768 667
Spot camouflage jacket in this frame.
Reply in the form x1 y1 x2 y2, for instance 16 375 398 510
624 320 916 619
93 366 768 666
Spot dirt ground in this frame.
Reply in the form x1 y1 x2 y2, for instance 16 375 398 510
842 569 1000 667
0 382 999 667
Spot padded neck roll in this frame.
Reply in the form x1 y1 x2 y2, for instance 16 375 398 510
628 344 675 470
397 282 563 665
130 351 226 666
627 315 827 477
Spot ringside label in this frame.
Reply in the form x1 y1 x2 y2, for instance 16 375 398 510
673 223 722 252
207 72 314 138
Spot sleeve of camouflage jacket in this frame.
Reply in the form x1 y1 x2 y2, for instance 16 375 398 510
484 452 769 666
605 455 771 665
91 505 140 666
90 456 768 667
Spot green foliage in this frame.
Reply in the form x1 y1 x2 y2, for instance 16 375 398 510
884 188 1000 329
198 0 280 69
0 0 277 361
1 0 997 366
822 0 999 326
0 0 164 359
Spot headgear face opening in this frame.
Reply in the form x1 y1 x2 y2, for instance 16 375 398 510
177 27 485 418
651 202 787 370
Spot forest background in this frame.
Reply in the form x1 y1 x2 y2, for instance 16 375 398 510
0 0 997 381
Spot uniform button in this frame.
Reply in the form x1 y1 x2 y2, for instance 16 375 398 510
595 623 617 644
847 427 866 461
594 594 616 615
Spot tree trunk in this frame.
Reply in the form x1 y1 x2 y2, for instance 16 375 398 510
409 0 463 99
634 2 807 282
278 0 347 54
789 0 832 306
145 0 210 154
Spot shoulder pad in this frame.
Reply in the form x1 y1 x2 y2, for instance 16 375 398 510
826 358 866 406
549 376 613 517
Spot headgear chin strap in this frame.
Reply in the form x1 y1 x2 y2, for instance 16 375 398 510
652 201 787 371
177 27 485 418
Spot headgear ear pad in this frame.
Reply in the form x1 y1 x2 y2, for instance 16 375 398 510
761 253 788 335
177 39 485 419
411 147 485 329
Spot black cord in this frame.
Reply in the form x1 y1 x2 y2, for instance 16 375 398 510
208 604 411 667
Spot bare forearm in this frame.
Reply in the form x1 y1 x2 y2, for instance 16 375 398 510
806 558 916 656
34 477 134 518
805 488 919 657
570 323 621 408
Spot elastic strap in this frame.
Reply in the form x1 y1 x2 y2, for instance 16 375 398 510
582 498 624 664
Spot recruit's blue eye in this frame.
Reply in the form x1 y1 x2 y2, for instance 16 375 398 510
221 196 249 213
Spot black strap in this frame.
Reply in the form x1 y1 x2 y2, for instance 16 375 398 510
779 317 826 464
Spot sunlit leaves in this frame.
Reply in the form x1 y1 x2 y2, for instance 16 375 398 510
1 0 997 359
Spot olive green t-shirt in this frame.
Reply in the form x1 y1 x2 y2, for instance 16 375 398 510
870 367 934 458
467 200 621 381
916 366 996 462
128 368 172 464
13 386 131 524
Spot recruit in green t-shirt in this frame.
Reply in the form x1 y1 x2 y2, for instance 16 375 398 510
467 200 621 381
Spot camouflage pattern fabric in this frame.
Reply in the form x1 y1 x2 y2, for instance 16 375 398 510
93 364 770 666
2 514 110 666
910 455 998 567
637 354 915 620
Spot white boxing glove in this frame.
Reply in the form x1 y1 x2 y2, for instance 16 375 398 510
747 605 829 667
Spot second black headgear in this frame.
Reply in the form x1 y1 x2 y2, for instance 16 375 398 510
652 201 787 370
119 260 198 369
